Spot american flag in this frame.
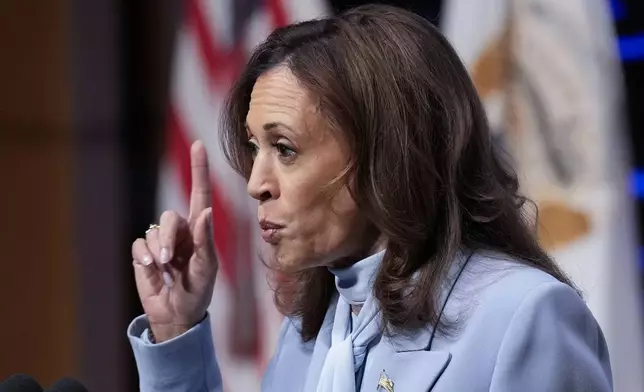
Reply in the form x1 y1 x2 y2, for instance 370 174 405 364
157 0 327 390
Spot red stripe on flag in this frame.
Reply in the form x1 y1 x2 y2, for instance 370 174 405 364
167 106 237 283
267 0 288 28
173 0 290 370
188 0 245 89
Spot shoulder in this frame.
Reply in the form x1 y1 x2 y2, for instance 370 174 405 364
453 250 581 311
434 251 611 387
444 252 613 390
439 250 594 344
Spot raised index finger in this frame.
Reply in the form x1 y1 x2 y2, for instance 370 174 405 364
189 140 212 220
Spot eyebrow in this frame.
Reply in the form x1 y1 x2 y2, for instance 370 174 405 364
245 121 296 135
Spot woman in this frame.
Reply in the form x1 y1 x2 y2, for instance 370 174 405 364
128 5 612 392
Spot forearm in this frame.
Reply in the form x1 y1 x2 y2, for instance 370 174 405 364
128 313 223 392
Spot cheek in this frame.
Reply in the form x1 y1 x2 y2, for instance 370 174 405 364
306 189 359 238
329 187 359 217
285 180 358 232
279 186 362 267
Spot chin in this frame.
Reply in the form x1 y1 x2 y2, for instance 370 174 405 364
271 244 322 273
274 252 309 273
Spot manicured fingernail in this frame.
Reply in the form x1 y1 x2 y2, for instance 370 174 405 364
160 247 171 264
162 271 174 288
142 255 153 266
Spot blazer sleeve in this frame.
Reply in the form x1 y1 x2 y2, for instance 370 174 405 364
127 313 223 392
489 281 613 392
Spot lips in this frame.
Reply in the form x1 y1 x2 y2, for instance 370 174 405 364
259 220 284 244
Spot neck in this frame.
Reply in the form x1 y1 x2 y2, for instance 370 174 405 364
330 233 387 269
328 250 385 308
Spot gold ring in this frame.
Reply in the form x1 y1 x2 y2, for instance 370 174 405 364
145 223 161 234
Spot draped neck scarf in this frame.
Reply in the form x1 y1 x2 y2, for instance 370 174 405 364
315 250 385 392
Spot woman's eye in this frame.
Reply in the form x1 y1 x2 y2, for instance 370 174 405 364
246 141 259 158
275 143 296 158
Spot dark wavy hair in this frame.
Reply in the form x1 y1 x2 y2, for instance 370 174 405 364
221 4 575 341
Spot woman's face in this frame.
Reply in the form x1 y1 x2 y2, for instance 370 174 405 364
246 66 372 271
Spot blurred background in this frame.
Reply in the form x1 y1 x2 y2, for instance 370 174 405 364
1 0 643 391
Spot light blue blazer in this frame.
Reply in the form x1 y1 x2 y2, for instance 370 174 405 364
128 251 613 391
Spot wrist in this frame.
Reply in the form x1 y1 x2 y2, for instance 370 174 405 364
148 313 207 343
149 323 192 343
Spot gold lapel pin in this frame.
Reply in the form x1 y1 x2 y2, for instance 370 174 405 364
378 369 394 392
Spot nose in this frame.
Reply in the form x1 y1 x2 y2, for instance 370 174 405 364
247 155 279 202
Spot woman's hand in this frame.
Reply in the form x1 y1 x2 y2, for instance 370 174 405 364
131 141 218 342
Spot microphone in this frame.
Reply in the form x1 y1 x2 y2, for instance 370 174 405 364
0 374 43 392
46 378 88 392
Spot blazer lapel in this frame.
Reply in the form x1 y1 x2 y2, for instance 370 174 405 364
362 328 451 392
361 250 473 392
